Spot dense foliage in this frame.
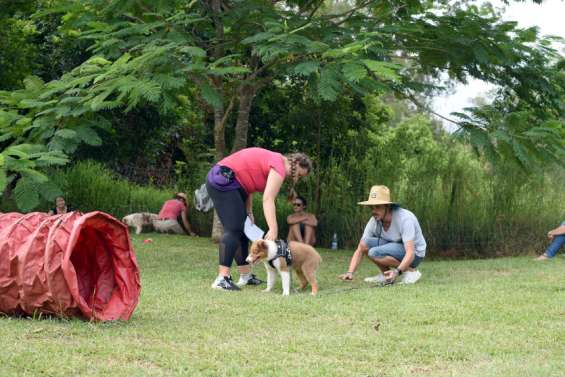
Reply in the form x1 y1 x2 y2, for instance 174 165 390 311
0 0 563 255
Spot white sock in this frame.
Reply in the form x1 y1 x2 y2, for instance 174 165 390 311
239 273 251 282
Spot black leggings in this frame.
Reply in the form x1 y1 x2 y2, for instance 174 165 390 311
206 182 249 268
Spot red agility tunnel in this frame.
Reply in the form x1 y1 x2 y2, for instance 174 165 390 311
0 211 141 321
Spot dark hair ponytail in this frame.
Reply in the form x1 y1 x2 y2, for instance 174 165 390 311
287 153 313 174
285 152 312 202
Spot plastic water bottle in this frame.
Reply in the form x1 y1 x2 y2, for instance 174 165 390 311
331 233 338 250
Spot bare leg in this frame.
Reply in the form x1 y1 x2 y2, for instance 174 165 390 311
237 265 251 275
371 256 400 271
373 260 388 274
349 241 386 272
219 266 231 277
350 242 386 271
304 225 316 246
288 224 304 243
340 240 391 281
218 243 251 279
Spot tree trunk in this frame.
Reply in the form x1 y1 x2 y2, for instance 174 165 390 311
231 84 256 153
209 0 227 243
211 100 227 243
211 84 257 241
213 103 227 160
446 178 458 250
211 211 224 243
315 108 322 215
211 84 257 242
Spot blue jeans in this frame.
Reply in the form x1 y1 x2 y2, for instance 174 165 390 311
544 222 565 258
363 237 423 268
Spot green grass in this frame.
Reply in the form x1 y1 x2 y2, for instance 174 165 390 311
1 234 564 377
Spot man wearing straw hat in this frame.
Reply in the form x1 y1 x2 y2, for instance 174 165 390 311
339 185 426 284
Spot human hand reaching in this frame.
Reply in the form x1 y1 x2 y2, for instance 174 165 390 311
264 229 278 241
384 269 399 283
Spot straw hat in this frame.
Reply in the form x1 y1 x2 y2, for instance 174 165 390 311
357 185 398 206
176 192 188 201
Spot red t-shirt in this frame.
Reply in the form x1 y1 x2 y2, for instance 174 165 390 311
158 199 186 220
219 147 286 194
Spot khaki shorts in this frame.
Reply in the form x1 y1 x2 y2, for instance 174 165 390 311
153 219 185 234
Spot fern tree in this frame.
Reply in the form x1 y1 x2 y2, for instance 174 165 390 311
27 0 565 161
453 58 565 168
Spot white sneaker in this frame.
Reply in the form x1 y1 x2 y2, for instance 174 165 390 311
211 275 241 291
400 270 422 284
236 274 263 287
211 276 224 289
364 274 386 283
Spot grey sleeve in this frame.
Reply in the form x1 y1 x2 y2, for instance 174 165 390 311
361 218 376 241
400 219 416 243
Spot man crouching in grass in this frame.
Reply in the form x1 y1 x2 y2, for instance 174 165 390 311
338 185 426 284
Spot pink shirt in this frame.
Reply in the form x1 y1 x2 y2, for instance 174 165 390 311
158 199 186 220
219 147 286 194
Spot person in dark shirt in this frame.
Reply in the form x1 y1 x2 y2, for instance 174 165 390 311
287 196 317 246
48 196 72 215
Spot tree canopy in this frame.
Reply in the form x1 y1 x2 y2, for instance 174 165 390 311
0 0 563 211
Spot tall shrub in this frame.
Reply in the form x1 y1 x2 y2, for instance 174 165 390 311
51 161 170 219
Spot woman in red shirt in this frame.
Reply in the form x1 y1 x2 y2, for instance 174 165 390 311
153 193 197 236
206 147 312 291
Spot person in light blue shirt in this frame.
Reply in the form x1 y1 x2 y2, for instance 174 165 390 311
339 185 426 284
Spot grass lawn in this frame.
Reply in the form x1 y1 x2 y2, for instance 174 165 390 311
1 233 564 377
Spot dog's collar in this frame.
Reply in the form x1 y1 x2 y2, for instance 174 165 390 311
268 240 292 268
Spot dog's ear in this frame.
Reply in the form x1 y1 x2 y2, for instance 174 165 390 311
257 239 266 249
250 240 263 252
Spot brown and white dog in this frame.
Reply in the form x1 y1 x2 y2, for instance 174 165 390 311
247 239 322 296
122 212 159 235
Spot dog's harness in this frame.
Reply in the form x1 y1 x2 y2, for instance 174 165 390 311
268 240 292 268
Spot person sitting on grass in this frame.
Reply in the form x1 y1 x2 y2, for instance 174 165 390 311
153 192 197 236
535 221 565 260
48 196 72 215
338 185 426 284
287 196 317 246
